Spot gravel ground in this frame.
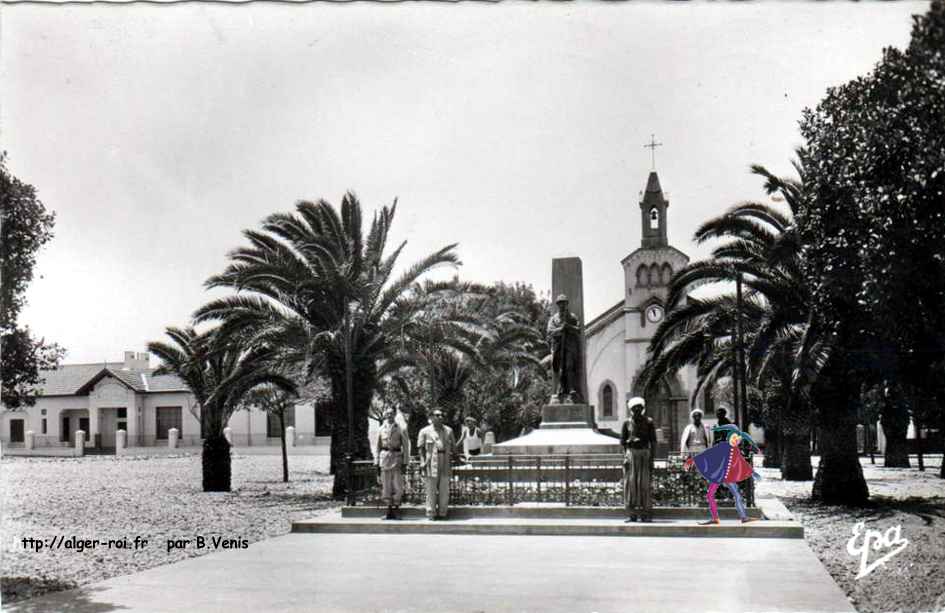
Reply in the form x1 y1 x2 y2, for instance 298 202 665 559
1 452 339 603
757 455 945 613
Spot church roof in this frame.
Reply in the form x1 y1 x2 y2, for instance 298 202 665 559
620 244 690 266
585 300 626 338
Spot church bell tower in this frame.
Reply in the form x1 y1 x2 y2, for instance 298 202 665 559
639 171 669 249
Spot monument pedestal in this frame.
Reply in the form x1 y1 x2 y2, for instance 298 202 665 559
491 403 622 456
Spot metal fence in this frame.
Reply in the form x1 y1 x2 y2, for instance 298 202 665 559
347 452 755 508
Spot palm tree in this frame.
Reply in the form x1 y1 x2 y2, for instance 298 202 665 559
640 159 822 481
384 279 545 446
147 327 297 491
193 194 460 497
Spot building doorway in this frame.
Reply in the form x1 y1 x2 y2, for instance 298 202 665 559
9 419 25 444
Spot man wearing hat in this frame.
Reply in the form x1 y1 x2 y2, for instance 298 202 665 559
680 407 712 458
417 408 455 520
621 396 657 522
374 407 410 520
546 293 583 403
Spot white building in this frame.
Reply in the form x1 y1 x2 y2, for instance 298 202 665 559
1 351 332 453
584 171 703 457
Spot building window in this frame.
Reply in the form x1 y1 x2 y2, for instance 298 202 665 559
9 419 25 443
650 207 659 229
601 384 614 419
661 263 673 285
42 418 47 434
267 406 296 438
156 407 182 440
117 408 127 419
649 263 660 286
636 264 649 287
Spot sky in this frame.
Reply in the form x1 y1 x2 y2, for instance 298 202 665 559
1 2 927 365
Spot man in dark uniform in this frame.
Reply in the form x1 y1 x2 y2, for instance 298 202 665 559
714 406 732 445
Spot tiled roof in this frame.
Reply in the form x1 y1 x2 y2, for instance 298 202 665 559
35 363 190 397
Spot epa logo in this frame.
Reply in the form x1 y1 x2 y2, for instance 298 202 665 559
846 521 909 580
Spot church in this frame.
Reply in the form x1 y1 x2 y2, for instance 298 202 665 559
584 170 706 458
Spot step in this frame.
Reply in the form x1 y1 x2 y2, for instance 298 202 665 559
292 516 803 539
341 504 763 520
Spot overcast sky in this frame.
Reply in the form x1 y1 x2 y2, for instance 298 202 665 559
2 2 927 365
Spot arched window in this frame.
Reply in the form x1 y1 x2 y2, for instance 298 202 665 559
649 207 659 229
601 384 614 419
649 263 660 286
636 264 649 287
661 263 673 285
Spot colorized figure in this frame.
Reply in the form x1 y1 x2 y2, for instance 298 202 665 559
684 424 762 525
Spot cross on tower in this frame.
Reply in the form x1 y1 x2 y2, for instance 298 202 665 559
644 134 663 170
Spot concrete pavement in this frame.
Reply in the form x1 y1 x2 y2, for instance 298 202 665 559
6 530 854 613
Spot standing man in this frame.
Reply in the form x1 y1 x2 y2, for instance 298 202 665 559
680 408 712 457
374 407 410 520
621 397 657 522
418 409 455 520
714 406 732 445
546 294 583 403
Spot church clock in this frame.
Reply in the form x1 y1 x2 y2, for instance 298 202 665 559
645 304 664 323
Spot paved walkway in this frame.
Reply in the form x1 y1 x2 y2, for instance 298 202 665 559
7 530 855 613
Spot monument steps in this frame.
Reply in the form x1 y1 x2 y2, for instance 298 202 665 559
340 505 762 520
292 515 802 539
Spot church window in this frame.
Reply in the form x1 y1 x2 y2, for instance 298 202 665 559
601 384 614 419
649 263 660 286
636 265 649 287
661 263 673 285
649 207 659 229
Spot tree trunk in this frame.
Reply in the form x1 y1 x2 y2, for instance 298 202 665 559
328 356 376 499
780 396 813 481
279 410 288 483
811 370 869 504
762 424 781 468
940 406 945 479
408 409 427 458
202 434 232 492
781 431 813 480
881 395 911 468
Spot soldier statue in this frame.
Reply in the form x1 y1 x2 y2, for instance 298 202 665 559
546 294 583 404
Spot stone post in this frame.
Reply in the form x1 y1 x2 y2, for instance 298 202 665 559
25 430 35 451
223 427 232 445
483 431 496 455
286 426 296 448
168 427 179 449
75 430 85 457
116 429 127 455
